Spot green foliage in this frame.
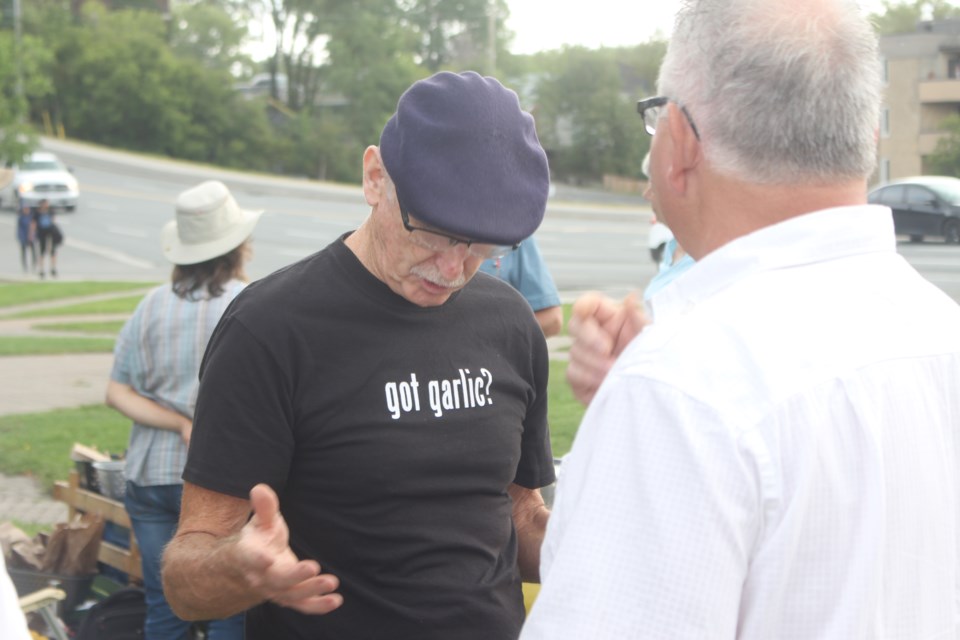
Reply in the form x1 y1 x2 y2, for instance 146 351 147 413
927 113 960 176
170 2 254 74
0 405 130 490
532 44 658 184
398 0 510 73
320 2 424 181
0 19 53 162
7 0 665 185
869 0 960 35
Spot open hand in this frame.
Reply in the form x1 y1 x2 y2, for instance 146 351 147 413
237 484 343 615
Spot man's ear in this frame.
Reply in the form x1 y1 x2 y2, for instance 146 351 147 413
664 102 701 195
362 146 384 206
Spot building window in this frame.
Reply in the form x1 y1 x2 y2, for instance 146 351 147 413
882 57 889 84
880 158 890 184
881 108 890 138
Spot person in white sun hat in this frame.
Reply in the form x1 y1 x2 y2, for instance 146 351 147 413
105 180 261 640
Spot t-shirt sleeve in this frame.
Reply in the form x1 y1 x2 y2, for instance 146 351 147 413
514 326 556 490
183 314 297 498
513 240 561 312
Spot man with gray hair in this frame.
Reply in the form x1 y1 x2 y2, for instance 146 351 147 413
162 71 555 639
523 0 960 638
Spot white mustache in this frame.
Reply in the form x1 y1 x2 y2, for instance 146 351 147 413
410 263 466 288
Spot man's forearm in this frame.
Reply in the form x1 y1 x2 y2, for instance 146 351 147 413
509 484 550 582
162 531 262 620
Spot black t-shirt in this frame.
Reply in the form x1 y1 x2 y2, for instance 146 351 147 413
185 236 555 640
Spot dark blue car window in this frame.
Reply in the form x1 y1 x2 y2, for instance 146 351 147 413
876 185 905 205
905 186 936 205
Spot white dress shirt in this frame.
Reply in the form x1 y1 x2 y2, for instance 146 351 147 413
522 205 960 639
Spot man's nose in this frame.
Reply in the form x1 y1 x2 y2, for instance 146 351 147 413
434 243 470 278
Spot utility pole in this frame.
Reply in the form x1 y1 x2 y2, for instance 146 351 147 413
486 0 496 75
13 0 22 110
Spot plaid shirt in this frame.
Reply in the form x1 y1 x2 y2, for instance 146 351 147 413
111 280 246 486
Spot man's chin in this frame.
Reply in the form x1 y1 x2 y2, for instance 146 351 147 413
409 279 458 306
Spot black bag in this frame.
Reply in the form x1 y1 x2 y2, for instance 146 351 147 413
74 586 146 640
51 223 63 246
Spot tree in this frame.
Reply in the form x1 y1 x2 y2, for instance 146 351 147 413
530 44 660 184
927 114 960 176
170 1 255 75
869 0 960 35
398 0 511 73
48 3 277 171
244 0 341 110
0 0 58 162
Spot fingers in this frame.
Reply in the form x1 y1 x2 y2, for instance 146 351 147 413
570 292 619 327
270 573 342 610
567 304 617 405
567 291 648 405
284 592 344 616
243 552 343 615
613 293 648 355
249 483 280 529
239 484 343 615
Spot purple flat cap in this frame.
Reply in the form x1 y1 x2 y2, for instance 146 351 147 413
379 71 550 246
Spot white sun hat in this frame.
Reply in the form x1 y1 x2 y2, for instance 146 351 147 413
161 180 263 265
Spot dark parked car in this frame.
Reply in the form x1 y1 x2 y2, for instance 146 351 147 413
868 176 960 243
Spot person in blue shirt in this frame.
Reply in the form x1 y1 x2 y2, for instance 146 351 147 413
480 235 563 336
642 153 695 302
16 201 35 273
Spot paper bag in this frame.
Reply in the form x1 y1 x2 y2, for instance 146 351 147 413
40 512 104 575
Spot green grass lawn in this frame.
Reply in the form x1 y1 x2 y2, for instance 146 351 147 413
0 282 156 309
32 320 128 335
0 405 130 490
0 336 115 356
547 360 584 457
8 295 145 318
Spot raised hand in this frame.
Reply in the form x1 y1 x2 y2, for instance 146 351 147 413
565 292 647 404
238 484 344 615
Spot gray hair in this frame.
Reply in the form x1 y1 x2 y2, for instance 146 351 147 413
657 0 881 184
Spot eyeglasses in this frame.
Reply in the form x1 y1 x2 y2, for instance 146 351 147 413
399 208 518 259
636 96 701 140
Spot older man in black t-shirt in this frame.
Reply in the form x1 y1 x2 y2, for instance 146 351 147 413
162 71 555 640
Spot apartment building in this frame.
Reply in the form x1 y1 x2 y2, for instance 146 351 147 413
878 19 960 185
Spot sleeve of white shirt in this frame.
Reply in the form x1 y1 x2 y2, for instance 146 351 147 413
0 554 32 640
521 374 763 639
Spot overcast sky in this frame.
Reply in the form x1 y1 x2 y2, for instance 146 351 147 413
505 0 892 54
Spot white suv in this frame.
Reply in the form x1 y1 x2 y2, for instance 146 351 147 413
1 151 80 212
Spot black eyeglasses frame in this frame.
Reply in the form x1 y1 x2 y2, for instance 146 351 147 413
636 96 701 140
399 208 519 259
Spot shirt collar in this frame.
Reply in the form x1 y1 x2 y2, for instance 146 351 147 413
648 204 896 323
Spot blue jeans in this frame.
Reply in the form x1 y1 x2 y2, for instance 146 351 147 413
125 482 245 640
